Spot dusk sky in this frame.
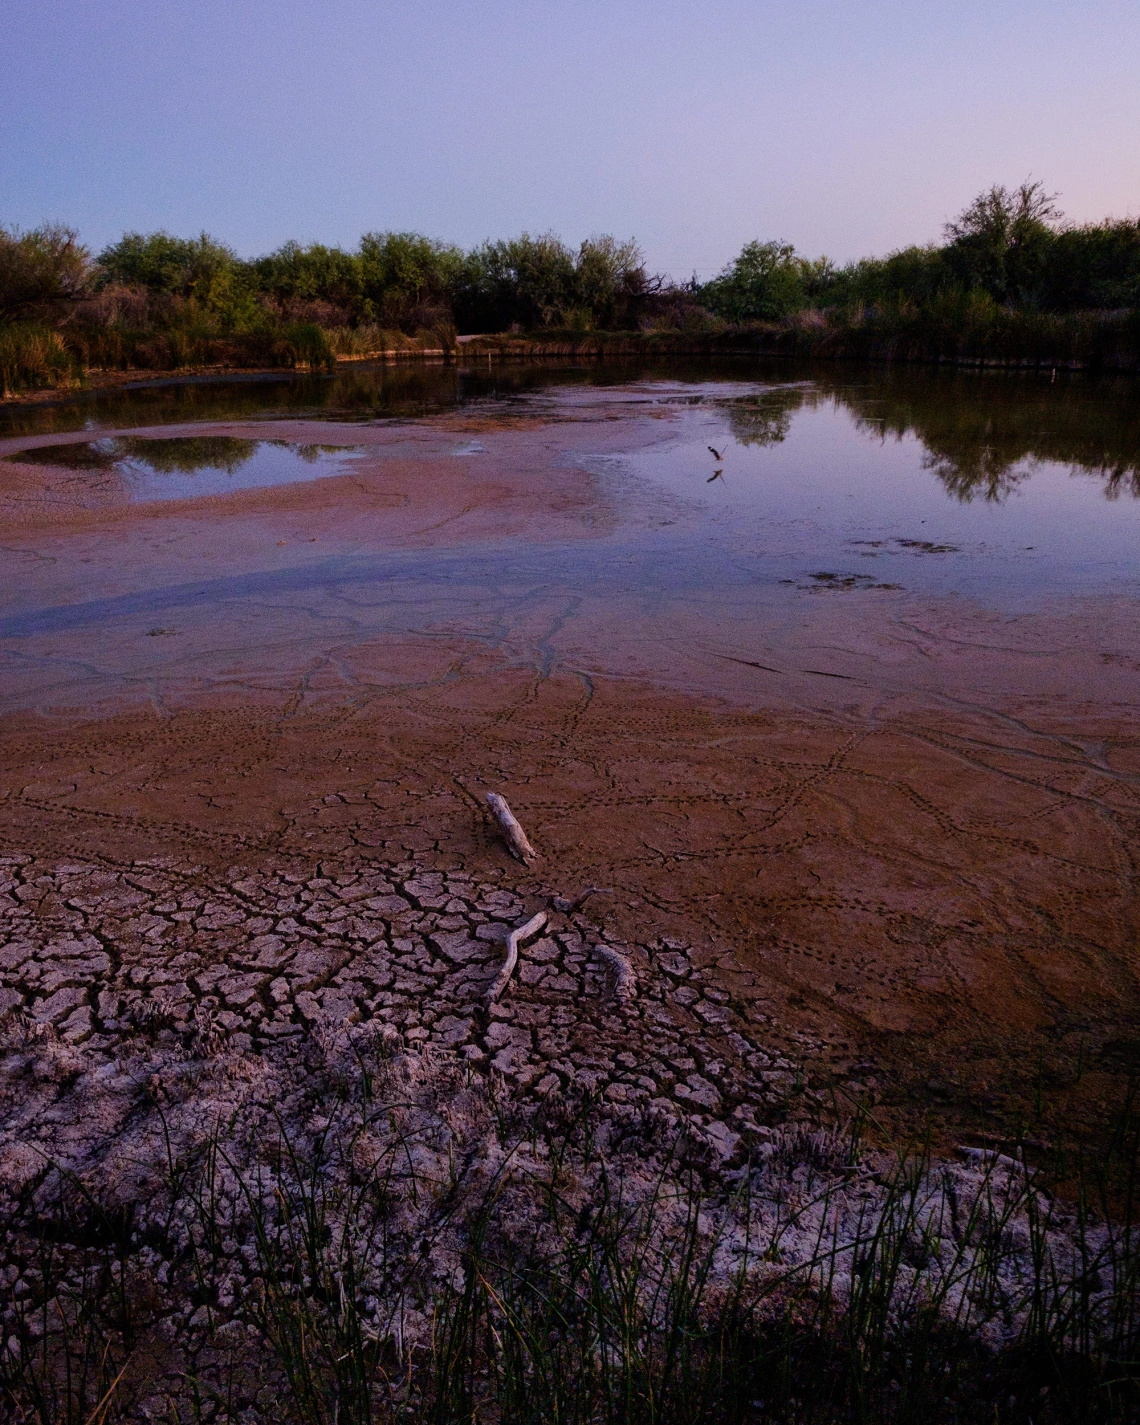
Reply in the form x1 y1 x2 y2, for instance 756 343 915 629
3 0 1138 279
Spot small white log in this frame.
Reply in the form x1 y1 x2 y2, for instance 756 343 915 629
957 1145 1029 1175
486 910 547 1003
485 792 538 864
594 944 636 1001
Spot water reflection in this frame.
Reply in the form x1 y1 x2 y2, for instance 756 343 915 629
721 375 1140 502
6 436 366 501
0 360 618 440
720 387 803 448
14 435 259 475
3 358 1140 505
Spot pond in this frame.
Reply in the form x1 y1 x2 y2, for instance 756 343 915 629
2 358 1139 715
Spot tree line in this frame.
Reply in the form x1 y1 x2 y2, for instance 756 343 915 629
2 182 1139 391
702 184 1140 319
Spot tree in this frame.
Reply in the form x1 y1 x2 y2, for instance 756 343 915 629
358 232 464 328
1040 219 1140 311
826 245 953 309
457 233 577 331
943 181 1062 304
573 236 649 327
97 231 239 298
96 231 265 331
0 224 92 322
254 241 362 311
700 240 816 321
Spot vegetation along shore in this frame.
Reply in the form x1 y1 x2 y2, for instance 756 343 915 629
3 181 1140 395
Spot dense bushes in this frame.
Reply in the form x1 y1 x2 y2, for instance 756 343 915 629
0 225 90 323
699 240 834 321
700 182 1140 332
0 222 663 390
0 323 72 393
3 181 1140 392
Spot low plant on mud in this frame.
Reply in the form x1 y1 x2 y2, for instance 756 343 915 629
1 1032 1136 1425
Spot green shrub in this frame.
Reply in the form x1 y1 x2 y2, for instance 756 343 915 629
0 225 92 323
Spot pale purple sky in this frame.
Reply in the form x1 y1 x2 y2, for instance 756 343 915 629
3 0 1138 279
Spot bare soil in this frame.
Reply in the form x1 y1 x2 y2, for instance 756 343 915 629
3 659 1138 1150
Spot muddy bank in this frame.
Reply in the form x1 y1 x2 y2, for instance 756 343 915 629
3 666 1138 1150
6 832 1128 1425
1 835 1135 1421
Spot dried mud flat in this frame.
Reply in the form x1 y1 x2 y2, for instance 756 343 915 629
3 670 1140 1416
0 850 796 1141
4 662 1140 1144
0 846 1130 1421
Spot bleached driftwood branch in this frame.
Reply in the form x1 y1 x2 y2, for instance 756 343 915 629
485 792 538 864
486 910 548 1004
594 944 636 1001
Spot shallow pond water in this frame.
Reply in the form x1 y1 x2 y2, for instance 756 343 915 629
598 379 1140 601
5 435 369 501
3 359 1140 715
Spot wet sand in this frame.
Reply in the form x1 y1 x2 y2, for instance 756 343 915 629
3 384 1140 1146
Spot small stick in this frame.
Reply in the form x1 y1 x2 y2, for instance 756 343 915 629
485 792 538 864
487 911 547 1003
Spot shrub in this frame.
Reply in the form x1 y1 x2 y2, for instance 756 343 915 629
0 225 92 323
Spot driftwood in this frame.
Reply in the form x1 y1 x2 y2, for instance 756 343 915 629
485 792 538 864
957 1145 1035 1178
486 911 548 1004
593 944 636 1001
552 886 613 914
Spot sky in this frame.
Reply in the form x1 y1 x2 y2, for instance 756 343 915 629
2 0 1139 280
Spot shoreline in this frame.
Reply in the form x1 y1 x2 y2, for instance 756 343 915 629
4 332 1137 408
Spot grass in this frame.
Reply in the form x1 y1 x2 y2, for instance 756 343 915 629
1 1074 1136 1425
325 324 457 359
0 324 74 394
64 320 335 377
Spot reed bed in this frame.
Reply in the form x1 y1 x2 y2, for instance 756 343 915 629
0 324 74 394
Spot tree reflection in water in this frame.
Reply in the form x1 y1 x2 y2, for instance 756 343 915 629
5 359 1140 504
722 372 1140 503
9 435 356 477
837 373 1140 503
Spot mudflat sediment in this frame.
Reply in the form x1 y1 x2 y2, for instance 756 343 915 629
2 371 1138 1414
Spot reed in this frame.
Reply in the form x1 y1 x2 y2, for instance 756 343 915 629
0 323 74 393
3 1078 1135 1424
